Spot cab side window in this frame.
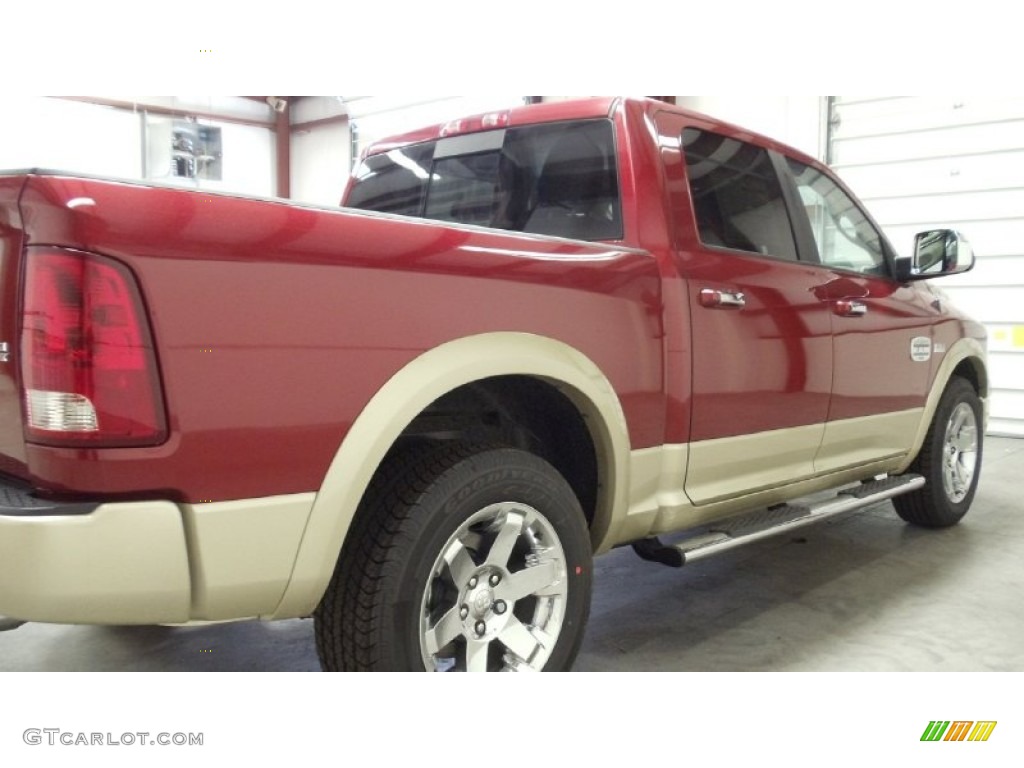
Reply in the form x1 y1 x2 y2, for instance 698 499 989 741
682 128 798 261
347 144 434 216
786 159 887 275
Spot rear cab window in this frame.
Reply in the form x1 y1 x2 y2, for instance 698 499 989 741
346 119 622 242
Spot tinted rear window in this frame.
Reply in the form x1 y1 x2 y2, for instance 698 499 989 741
347 119 622 241
682 127 798 261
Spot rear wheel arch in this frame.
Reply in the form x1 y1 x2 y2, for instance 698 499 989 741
402 375 602 529
269 333 631 620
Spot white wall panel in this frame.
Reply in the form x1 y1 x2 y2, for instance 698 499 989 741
0 96 142 177
832 96 1024 141
112 96 272 122
0 97 277 198
289 97 350 206
925 256 1024 290
292 96 346 124
989 391 1024 437
987 350 1024 385
213 122 275 196
834 121 1024 166
934 288 1022 324
865 190 1024 229
292 122 350 206
831 96 1024 436
839 151 1024 201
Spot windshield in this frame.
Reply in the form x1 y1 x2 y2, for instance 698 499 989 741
346 119 622 241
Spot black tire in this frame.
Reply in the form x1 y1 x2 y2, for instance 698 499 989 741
314 443 593 671
894 376 983 527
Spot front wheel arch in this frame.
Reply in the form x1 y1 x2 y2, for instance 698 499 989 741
894 339 987 476
895 376 983 527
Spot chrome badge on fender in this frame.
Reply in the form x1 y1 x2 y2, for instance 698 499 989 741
910 336 932 362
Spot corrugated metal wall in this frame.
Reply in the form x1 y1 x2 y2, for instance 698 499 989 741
830 97 1024 436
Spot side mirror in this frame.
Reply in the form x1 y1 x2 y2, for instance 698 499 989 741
900 229 974 280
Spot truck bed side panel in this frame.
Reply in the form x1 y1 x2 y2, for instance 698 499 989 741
15 175 665 502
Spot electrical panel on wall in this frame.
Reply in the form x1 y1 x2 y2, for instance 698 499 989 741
172 122 222 180
145 116 223 184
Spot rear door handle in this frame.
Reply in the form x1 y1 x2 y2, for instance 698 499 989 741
834 300 868 317
700 288 746 309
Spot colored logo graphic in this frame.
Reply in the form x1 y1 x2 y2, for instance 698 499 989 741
921 721 997 742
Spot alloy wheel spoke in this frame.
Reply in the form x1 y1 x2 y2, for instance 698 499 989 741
949 409 967 435
956 462 971 486
464 638 491 672
498 616 544 665
485 510 527 569
952 428 977 453
443 540 476 585
424 606 463 656
497 559 560 602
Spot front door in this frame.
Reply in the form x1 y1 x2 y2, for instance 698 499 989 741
784 158 939 472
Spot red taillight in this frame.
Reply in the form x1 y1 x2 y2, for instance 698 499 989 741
20 248 167 447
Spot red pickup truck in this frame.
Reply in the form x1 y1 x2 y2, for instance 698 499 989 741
0 97 986 671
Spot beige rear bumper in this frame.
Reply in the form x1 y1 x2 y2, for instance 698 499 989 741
0 501 192 624
0 492 316 625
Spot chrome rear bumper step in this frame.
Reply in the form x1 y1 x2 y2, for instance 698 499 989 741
632 474 926 568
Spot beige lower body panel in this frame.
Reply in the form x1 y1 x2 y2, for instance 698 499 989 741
181 493 316 620
0 502 192 624
684 423 825 506
0 493 316 626
815 408 923 474
617 409 926 548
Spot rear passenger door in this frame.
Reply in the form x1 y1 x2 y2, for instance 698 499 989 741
669 123 834 504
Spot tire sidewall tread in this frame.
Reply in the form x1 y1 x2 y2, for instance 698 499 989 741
315 443 592 671
894 377 983 528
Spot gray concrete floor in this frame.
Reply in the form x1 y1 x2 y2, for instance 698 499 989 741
2 436 1021 672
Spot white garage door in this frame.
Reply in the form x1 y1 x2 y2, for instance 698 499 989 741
829 96 1024 436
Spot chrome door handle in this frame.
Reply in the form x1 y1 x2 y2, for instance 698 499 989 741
835 300 868 317
700 288 746 309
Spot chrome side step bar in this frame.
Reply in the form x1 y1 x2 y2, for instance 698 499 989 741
632 474 926 568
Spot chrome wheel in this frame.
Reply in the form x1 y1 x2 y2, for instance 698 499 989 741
942 402 978 504
316 444 591 671
419 501 568 672
893 377 982 528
